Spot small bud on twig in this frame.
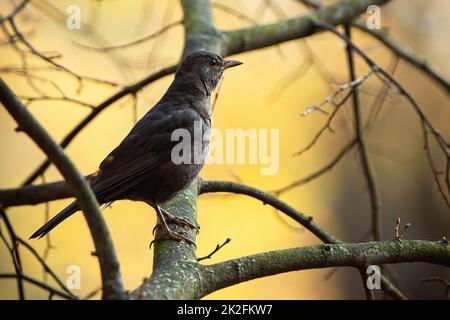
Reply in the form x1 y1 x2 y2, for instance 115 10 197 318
197 237 231 262
394 218 411 239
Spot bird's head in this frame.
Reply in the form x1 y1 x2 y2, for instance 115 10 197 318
175 51 242 95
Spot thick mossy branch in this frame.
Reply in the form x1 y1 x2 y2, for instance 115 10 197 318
154 180 199 268
200 240 450 296
133 180 450 300
3 0 445 301
198 179 407 299
181 0 224 55
131 239 449 299
222 0 391 55
129 180 200 300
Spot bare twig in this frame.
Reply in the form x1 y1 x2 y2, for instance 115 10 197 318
82 287 102 300
365 55 400 132
202 240 448 299
312 19 450 208
275 139 357 196
423 126 450 207
0 78 125 299
298 0 450 93
4 17 121 92
75 20 182 52
0 273 76 300
422 277 450 299
8 17 83 86
359 266 375 300
344 25 382 241
394 217 411 240
212 2 258 25
294 90 352 156
301 70 375 117
16 239 74 297
199 179 407 300
197 238 231 262
20 95 95 109
0 208 25 299
0 0 30 25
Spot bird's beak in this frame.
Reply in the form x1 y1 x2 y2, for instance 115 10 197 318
223 59 243 69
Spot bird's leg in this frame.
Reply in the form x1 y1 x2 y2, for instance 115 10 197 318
151 205 195 247
152 207 199 235
159 207 199 230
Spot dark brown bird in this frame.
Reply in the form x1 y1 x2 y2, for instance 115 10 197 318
30 51 242 244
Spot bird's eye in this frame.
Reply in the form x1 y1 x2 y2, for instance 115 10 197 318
210 59 219 66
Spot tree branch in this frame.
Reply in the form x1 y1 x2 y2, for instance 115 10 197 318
2 0 445 301
275 139 357 196
222 0 392 56
0 208 25 299
199 178 406 299
311 20 450 208
130 239 449 300
201 240 450 297
0 78 125 299
299 0 450 93
344 25 382 241
0 273 76 300
75 20 183 52
181 0 223 55
0 0 30 25
199 179 339 243
129 0 221 300
129 180 200 300
0 180 71 207
16 238 75 297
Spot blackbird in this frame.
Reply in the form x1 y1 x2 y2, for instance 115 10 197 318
30 51 242 244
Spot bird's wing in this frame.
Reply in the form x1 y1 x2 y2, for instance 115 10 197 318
91 104 201 202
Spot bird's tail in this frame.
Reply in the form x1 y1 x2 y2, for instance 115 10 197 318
29 201 79 239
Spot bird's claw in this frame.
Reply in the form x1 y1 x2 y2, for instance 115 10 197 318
160 209 199 231
152 218 199 236
149 228 196 249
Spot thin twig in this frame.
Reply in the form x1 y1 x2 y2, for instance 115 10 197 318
301 70 375 116
8 17 83 86
294 88 356 157
75 20 182 52
197 238 231 262
298 0 450 93
422 277 450 299
0 207 25 299
20 95 95 109
199 179 408 300
82 287 102 300
0 0 31 25
0 273 76 300
16 239 75 297
212 2 258 25
344 25 382 241
0 78 125 299
312 19 449 208
275 139 357 195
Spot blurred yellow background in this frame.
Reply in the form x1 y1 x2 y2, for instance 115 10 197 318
0 0 449 299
